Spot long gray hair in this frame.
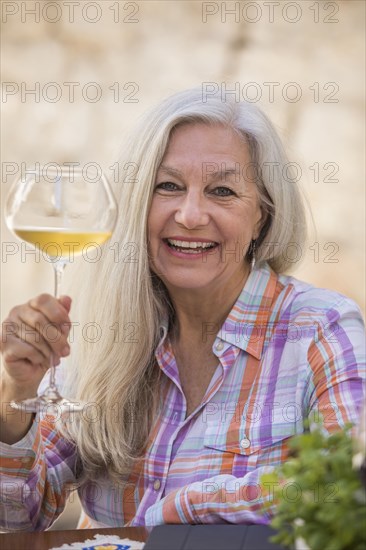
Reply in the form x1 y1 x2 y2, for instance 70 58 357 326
62 88 307 481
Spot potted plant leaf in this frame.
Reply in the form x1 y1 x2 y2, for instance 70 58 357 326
261 417 366 550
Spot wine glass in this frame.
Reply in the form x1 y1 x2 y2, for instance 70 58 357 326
5 165 117 414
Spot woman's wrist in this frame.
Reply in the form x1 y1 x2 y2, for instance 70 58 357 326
1 376 36 444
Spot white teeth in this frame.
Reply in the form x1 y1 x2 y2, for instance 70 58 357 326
167 239 216 249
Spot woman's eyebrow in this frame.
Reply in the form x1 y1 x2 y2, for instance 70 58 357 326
203 167 241 184
158 165 183 177
159 164 241 183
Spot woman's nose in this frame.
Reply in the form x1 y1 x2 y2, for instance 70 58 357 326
174 191 210 229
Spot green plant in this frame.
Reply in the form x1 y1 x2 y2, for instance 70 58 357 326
261 423 366 550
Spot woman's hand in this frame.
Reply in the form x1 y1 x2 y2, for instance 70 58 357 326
1 294 72 400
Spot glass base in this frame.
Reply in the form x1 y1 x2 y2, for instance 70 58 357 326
10 389 84 414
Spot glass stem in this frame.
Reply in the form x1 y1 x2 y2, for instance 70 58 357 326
54 260 66 298
49 261 67 391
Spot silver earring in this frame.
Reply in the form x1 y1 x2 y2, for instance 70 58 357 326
251 240 256 270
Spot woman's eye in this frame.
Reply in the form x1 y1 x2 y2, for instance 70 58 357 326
155 181 179 192
212 186 235 197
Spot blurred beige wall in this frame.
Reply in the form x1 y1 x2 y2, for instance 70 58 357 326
1 1 365 316
0 0 365 532
1 1 365 317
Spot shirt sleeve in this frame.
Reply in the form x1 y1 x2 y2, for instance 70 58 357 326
0 415 78 531
303 296 365 431
144 296 366 526
144 468 277 525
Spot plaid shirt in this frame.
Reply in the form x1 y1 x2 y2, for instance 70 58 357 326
1 263 365 531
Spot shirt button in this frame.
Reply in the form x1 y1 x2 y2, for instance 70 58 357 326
153 479 161 491
240 437 251 449
215 341 224 351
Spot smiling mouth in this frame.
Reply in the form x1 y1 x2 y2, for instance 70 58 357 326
164 238 219 254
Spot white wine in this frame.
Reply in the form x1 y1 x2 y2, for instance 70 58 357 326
14 228 112 258
6 167 117 412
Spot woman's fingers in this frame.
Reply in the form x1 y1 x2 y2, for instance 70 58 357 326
29 293 72 335
10 294 71 354
2 333 48 370
0 294 72 389
1 334 50 390
17 307 69 360
7 317 60 364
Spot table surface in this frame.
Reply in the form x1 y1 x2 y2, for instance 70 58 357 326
0 527 148 550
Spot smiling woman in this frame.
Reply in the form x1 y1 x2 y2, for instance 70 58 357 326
0 88 365 531
148 124 263 295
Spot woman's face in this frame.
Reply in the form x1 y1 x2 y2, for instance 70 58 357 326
147 123 263 294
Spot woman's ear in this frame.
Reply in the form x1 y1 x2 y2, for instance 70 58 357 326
255 208 272 245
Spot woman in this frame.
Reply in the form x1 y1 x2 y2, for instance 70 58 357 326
1 88 365 530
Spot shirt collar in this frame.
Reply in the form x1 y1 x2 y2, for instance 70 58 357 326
217 262 281 359
155 262 281 363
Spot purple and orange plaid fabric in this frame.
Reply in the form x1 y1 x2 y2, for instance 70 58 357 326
1 263 365 530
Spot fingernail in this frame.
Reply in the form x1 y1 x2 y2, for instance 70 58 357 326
61 323 70 335
61 345 70 356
